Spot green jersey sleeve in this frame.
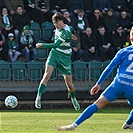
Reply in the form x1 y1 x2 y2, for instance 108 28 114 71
41 26 72 48
41 39 62 48
41 30 72 48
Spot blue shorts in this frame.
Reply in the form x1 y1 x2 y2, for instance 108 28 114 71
101 80 133 106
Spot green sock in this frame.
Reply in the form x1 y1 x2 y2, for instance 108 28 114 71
69 91 75 99
37 84 46 96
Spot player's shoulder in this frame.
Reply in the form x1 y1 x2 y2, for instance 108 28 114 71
63 25 73 33
68 25 73 31
122 45 133 53
117 46 133 58
61 27 71 37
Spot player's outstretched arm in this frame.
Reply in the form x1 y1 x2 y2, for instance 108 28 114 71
36 43 43 48
90 83 101 95
36 39 63 49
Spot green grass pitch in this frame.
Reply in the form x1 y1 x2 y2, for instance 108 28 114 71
0 108 132 133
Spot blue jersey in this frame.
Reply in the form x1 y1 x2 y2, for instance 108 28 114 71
97 45 133 105
98 45 133 87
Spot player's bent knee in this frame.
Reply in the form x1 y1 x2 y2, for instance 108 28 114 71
94 95 110 109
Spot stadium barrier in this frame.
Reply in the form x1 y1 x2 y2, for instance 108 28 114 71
1 60 124 109
0 60 116 93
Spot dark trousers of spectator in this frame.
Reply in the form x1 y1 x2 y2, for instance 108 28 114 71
21 48 36 62
71 49 83 62
2 29 14 38
0 49 8 61
83 49 98 62
98 46 115 62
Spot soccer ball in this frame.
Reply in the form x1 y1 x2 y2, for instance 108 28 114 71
5 95 18 109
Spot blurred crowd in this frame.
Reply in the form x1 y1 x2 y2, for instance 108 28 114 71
0 0 133 62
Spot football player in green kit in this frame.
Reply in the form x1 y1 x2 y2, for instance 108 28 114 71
35 12 80 111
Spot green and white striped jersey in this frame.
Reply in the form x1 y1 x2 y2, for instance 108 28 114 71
42 24 74 55
54 25 73 55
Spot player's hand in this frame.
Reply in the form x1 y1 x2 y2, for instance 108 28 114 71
72 34 78 40
36 43 42 48
90 84 100 95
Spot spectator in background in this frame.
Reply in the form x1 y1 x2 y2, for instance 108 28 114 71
0 28 8 61
93 0 111 15
7 33 21 62
12 5 31 44
112 25 128 53
96 26 115 62
4 0 24 16
23 0 44 24
126 0 133 23
0 0 5 12
74 9 89 38
81 27 97 62
68 0 84 17
82 0 93 19
103 9 117 35
35 0 53 23
71 33 83 62
23 0 35 13
19 25 36 62
0 7 13 37
63 10 76 30
110 0 127 18
117 11 132 35
36 0 50 11
49 0 69 14
90 9 105 35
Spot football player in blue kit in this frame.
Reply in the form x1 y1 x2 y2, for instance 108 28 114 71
57 28 133 130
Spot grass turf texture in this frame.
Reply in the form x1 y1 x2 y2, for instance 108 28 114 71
0 108 132 133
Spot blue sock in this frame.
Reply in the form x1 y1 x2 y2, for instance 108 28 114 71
126 109 133 125
75 104 98 125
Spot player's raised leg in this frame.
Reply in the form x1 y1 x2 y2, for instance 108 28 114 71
70 92 80 111
35 65 54 109
64 75 80 111
35 84 46 109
